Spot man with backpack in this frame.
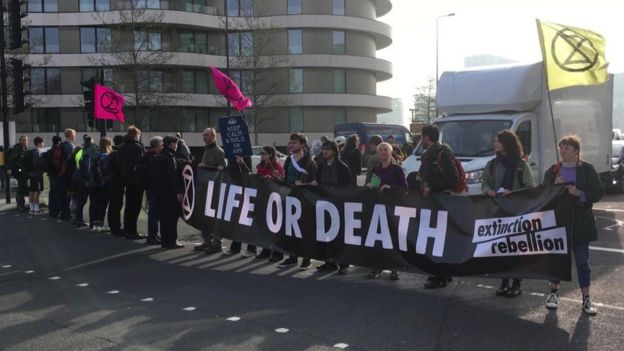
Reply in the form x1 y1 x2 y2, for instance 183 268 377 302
7 135 29 211
24 137 45 215
107 135 125 237
45 136 63 217
73 135 99 227
418 124 463 289
50 129 76 220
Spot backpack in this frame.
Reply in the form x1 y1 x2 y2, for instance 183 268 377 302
96 153 111 187
437 152 468 194
39 148 53 173
22 150 35 174
51 142 67 175
79 151 98 188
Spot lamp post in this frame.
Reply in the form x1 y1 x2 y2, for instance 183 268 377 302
435 13 455 87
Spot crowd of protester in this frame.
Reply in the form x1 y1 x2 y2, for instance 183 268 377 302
4 125 603 315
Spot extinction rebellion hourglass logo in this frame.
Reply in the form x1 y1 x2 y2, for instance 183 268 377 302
182 165 195 220
472 211 568 257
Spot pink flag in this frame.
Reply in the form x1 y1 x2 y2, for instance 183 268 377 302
210 66 253 112
94 84 126 123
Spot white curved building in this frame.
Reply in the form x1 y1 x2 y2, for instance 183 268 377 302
16 0 392 147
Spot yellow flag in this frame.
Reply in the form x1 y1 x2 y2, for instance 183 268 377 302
536 19 608 91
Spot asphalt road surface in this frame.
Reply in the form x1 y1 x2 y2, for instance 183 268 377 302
0 193 623 351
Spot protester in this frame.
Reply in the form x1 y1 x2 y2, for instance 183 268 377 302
366 142 407 280
365 134 383 184
92 137 113 232
543 135 604 315
118 126 145 239
144 136 164 245
46 136 62 217
418 124 458 289
334 136 346 153
53 129 76 221
195 127 227 254
278 132 317 270
224 154 257 257
482 130 536 297
0 146 6 191
147 136 184 249
313 139 353 274
386 135 405 162
7 135 29 211
107 135 125 236
341 134 361 184
26 137 45 215
73 135 99 227
255 145 286 261
175 132 193 163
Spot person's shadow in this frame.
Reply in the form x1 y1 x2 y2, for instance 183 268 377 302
569 314 590 351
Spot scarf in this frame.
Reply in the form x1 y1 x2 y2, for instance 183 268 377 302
495 154 519 190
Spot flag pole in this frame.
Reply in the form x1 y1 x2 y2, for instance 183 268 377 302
536 19 560 164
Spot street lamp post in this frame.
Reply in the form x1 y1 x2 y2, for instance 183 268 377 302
435 13 455 87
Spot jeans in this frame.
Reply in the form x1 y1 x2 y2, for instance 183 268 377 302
48 175 59 217
551 242 591 289
108 184 124 233
123 185 143 234
75 188 96 225
147 190 160 240
93 187 109 225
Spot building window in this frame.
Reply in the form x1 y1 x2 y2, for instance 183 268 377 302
80 0 110 11
332 31 345 54
288 29 302 54
134 31 161 51
135 0 160 9
228 32 253 56
80 27 111 53
179 32 208 53
181 0 208 12
333 109 346 125
227 0 252 16
180 70 208 94
333 69 346 93
29 68 61 94
30 108 61 133
138 71 163 93
29 27 60 54
82 68 113 85
333 0 345 15
182 108 210 132
289 69 303 93
230 70 253 94
289 108 304 131
287 0 301 14
28 0 58 12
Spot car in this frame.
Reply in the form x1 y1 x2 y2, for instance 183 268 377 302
250 146 287 174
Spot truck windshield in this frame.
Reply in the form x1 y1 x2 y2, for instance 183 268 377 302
413 120 512 157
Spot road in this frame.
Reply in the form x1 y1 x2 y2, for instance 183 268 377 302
0 193 623 350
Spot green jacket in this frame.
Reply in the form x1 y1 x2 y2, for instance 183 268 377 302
543 161 604 243
201 142 226 168
482 158 536 194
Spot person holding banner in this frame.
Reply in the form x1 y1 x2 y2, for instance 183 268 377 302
543 135 604 315
255 145 286 261
366 142 407 280
278 132 317 270
312 139 353 274
224 154 257 257
482 130 536 297
118 126 146 240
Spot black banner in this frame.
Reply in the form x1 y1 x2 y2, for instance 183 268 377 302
181 166 572 281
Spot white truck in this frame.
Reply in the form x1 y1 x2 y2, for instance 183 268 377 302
402 62 613 195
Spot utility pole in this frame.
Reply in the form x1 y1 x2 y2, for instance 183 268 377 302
1 4 12 203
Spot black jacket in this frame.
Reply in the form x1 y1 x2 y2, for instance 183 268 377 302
117 136 145 185
341 146 362 179
316 159 353 186
226 156 252 174
147 147 183 199
418 143 459 193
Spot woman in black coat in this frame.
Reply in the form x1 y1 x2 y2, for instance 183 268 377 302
340 134 361 184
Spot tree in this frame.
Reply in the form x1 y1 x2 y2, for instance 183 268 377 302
413 78 437 124
91 0 186 130
224 0 290 144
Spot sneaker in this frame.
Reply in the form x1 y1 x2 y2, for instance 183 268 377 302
222 249 240 256
338 266 349 275
278 257 298 267
316 262 338 272
496 279 510 297
299 258 311 270
390 271 400 280
582 297 598 315
268 253 284 263
424 277 448 289
242 250 257 258
204 245 223 254
505 283 522 298
92 225 101 232
194 242 210 251
32 210 42 215
368 269 383 279
545 293 559 309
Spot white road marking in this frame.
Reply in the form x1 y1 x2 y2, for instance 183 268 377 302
24 270 35 274
107 290 120 294
226 316 241 321
182 307 196 311
141 297 154 302
47 276 61 280
275 328 289 333
334 343 349 349
595 208 624 212
2 265 12 268
530 292 545 297
589 246 624 254
76 283 89 287
477 284 494 289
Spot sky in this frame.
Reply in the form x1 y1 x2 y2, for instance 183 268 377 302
376 0 624 124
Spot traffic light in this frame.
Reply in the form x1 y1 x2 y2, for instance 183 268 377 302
9 0 28 50
10 58 30 114
81 78 96 128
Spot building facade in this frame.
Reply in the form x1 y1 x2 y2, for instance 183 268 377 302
13 0 392 147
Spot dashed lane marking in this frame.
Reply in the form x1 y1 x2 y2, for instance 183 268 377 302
76 283 89 287
275 328 289 333
47 276 61 280
182 307 196 311
334 343 349 349
2 265 12 268
107 290 120 294
141 297 154 302
226 316 241 321
24 270 35 274
589 246 624 254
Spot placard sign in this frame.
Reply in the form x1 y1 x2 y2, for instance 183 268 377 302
218 115 253 158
